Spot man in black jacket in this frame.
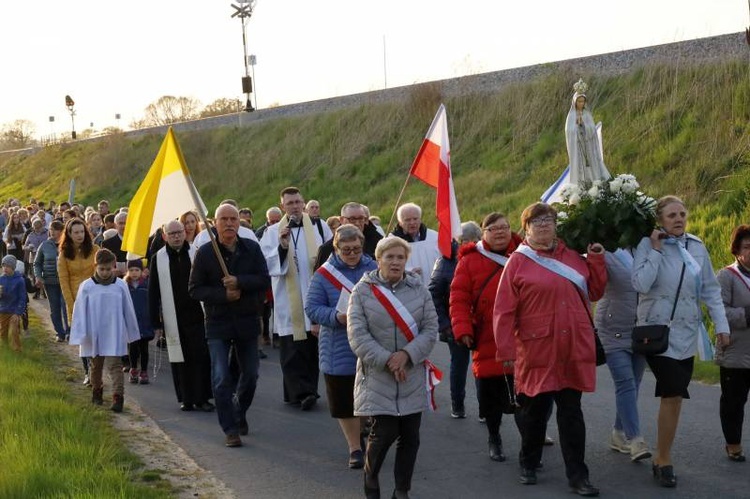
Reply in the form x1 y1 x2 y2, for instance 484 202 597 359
189 204 270 448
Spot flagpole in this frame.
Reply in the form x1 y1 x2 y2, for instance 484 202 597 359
385 172 413 236
184 174 230 278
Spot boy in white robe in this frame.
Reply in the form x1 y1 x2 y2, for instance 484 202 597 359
70 248 141 412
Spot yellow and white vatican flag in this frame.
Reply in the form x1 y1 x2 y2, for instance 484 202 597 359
121 127 207 259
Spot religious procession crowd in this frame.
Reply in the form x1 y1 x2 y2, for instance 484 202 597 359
1 187 749 499
1 81 749 499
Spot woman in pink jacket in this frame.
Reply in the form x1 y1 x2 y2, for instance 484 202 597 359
493 202 606 497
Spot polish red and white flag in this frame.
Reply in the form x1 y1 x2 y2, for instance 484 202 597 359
409 104 461 259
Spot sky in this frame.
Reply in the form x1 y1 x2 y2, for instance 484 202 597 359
1 0 747 139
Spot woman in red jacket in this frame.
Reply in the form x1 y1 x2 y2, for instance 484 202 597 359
450 212 522 462
494 202 606 497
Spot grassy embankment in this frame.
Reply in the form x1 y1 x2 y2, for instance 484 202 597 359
0 59 748 383
0 314 171 498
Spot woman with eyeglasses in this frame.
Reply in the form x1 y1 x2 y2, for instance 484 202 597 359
494 202 606 496
305 224 378 469
450 213 523 462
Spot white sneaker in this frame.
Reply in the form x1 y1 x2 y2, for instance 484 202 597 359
609 429 631 453
629 437 652 462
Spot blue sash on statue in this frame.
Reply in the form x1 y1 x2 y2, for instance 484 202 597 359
515 244 588 297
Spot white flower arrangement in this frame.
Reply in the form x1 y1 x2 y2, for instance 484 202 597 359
553 174 657 253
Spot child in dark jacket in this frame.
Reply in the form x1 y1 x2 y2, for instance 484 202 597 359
125 259 154 384
0 255 27 351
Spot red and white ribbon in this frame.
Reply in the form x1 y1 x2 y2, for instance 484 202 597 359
370 283 442 411
317 262 356 292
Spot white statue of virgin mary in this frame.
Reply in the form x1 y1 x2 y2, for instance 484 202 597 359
565 79 610 184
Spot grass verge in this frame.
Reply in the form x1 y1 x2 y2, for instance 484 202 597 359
0 314 171 498
693 359 720 385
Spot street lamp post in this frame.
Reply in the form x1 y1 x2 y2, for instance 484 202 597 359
249 54 257 110
65 95 76 139
230 0 257 112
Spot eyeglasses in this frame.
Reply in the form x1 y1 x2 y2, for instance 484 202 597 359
484 225 511 233
166 231 185 237
338 246 363 255
343 216 367 223
529 216 556 227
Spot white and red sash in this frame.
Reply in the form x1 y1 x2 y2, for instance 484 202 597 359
727 262 750 292
318 262 356 314
369 283 442 411
317 261 356 292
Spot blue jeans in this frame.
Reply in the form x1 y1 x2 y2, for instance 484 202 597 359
44 283 66 339
207 331 260 435
447 337 471 409
606 349 646 439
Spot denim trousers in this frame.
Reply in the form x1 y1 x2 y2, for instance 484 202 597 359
446 338 471 409
207 332 260 435
605 349 646 439
44 283 67 339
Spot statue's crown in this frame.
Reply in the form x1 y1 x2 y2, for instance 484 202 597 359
573 78 588 95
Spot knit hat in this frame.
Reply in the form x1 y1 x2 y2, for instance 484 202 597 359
127 259 143 270
1 255 17 268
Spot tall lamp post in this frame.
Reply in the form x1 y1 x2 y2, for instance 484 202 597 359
65 95 76 139
230 0 256 112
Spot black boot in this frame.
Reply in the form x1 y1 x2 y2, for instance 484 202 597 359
92 388 103 405
488 434 506 462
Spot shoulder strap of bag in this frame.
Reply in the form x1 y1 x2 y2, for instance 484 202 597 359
472 265 503 313
668 263 686 324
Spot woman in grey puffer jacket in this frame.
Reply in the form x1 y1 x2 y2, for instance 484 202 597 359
348 236 438 499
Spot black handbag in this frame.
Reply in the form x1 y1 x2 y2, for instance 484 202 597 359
632 261 686 355
573 286 607 366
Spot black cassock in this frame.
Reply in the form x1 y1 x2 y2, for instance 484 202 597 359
149 242 213 406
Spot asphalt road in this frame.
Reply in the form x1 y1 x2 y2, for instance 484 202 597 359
111 335 750 499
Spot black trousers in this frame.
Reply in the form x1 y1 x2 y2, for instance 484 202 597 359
128 338 150 372
518 389 588 485
476 375 522 438
365 413 422 497
279 332 319 402
720 366 750 445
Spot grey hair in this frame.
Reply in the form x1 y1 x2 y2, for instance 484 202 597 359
334 224 365 248
214 203 239 218
340 202 363 216
114 212 127 223
396 202 422 222
460 221 482 243
266 206 282 218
